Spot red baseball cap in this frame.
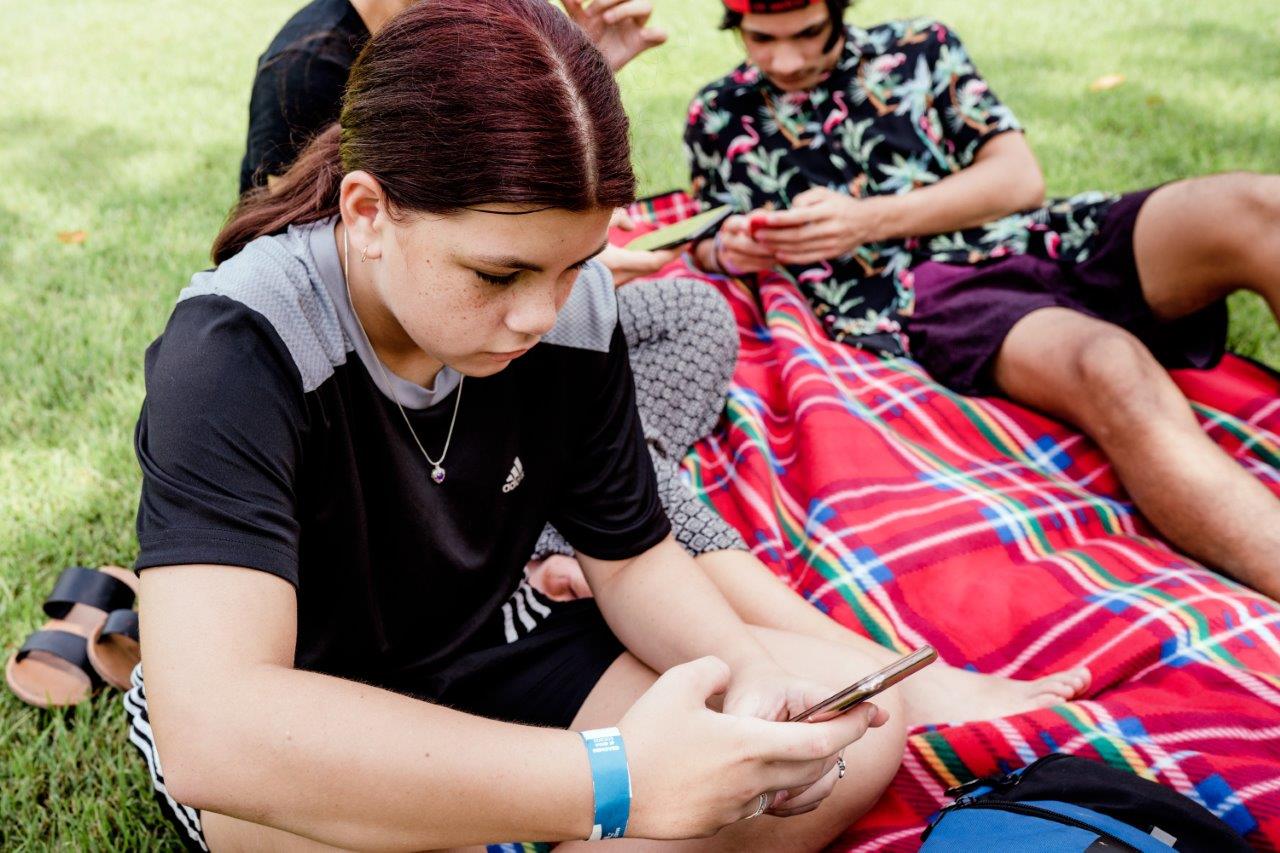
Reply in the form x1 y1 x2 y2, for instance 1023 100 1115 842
722 0 824 12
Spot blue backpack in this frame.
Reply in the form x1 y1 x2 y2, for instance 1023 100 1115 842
920 753 1251 852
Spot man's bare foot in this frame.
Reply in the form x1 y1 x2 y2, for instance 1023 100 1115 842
901 663 1091 728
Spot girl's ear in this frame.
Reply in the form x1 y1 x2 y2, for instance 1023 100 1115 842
338 171 387 261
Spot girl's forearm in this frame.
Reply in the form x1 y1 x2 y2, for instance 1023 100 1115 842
152 663 593 851
585 538 774 676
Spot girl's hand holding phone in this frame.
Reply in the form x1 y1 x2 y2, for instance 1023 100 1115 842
615 657 887 839
788 646 937 724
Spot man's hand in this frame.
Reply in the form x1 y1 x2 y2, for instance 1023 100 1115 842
563 0 668 72
708 214 778 275
754 187 893 265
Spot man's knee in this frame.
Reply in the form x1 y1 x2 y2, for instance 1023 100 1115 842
1232 172 1280 221
1069 329 1170 430
1219 172 1280 261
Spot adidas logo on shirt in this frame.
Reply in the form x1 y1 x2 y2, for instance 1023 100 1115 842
502 456 525 493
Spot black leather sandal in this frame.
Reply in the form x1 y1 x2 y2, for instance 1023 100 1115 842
5 566 138 707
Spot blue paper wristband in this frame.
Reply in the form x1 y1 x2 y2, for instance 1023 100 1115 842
579 727 632 840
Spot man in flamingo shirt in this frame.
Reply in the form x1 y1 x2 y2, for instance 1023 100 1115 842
684 0 1280 597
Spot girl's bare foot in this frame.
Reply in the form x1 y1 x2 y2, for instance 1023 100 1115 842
900 663 1091 728
525 554 592 602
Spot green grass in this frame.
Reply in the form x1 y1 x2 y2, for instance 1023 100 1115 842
1 0 1276 846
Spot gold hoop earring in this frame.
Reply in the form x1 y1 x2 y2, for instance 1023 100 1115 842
360 245 369 263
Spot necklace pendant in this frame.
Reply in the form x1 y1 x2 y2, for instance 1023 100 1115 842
431 465 446 485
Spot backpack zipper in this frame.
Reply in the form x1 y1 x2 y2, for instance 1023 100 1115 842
945 769 1025 798
922 799 1143 850
944 753 1069 798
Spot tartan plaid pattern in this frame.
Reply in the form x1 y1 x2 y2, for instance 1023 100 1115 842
625 191 706 228
489 194 1279 853
633 192 1280 850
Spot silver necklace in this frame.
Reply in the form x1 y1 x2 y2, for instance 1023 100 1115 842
343 229 463 485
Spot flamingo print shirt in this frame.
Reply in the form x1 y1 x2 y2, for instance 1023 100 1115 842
685 19 1118 355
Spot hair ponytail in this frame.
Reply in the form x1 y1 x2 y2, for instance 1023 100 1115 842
209 0 635 267
212 125 344 265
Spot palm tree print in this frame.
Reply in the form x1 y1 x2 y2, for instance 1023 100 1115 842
684 18 1120 357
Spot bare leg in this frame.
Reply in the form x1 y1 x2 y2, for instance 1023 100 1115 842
988 175 1280 595
994 307 1280 597
558 627 908 852
528 547 1088 723
1132 173 1280 323
696 549 1089 725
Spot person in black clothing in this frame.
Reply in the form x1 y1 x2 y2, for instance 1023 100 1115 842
129 2 936 848
240 0 668 194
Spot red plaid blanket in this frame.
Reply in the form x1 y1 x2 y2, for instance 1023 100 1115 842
625 193 1280 851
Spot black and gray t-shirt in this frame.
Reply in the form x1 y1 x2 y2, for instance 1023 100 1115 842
134 218 671 698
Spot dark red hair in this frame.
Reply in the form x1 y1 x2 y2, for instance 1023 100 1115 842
213 0 634 264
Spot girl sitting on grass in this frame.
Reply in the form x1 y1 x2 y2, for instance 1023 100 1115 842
127 1 1084 849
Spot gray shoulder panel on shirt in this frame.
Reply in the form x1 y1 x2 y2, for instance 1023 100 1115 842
541 259 618 353
178 231 616 395
178 225 349 394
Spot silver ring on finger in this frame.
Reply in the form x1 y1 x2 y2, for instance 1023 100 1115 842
746 792 769 820
836 756 847 780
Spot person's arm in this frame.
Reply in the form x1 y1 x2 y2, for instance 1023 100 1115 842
757 21 1045 264
756 133 1044 265
563 0 667 72
693 213 779 277
141 565 590 848
873 131 1045 237
579 538 793 710
241 51 348 193
580 537 773 677
596 212 685 285
142 565 878 848
682 90 779 276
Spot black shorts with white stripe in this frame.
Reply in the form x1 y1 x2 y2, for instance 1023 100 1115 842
123 592 624 847
123 665 209 852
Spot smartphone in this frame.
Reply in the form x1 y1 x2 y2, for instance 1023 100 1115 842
625 204 733 252
746 203 778 240
788 646 938 723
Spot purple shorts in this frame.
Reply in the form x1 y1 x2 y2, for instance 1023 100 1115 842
902 187 1229 396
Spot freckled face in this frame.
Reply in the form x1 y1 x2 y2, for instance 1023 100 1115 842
374 206 613 377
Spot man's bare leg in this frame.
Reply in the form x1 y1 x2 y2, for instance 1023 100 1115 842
1132 173 1280 324
994 308 1280 598
994 174 1280 596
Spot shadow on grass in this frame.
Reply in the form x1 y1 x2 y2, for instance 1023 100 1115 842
0 106 245 601
0 113 242 850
